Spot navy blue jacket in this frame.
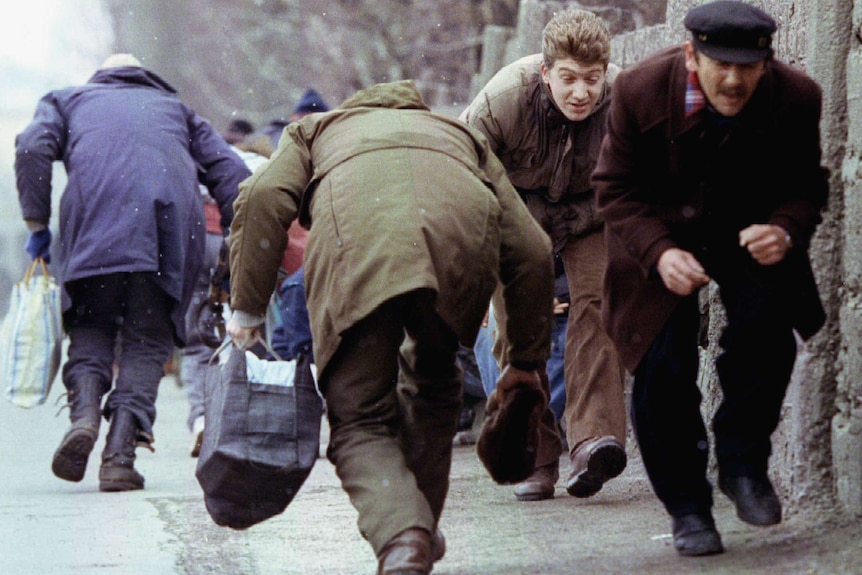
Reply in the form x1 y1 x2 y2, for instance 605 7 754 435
15 66 251 344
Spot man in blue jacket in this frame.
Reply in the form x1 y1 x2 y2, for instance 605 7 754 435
15 53 250 492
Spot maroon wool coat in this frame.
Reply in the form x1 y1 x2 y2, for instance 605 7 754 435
593 46 829 371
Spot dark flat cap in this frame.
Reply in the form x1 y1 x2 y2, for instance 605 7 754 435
476 381 545 485
684 1 776 64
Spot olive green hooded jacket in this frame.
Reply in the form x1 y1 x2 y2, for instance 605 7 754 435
229 80 553 375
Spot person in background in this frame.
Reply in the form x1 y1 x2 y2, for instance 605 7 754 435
461 8 627 502
182 117 266 457
474 254 570 446
267 88 331 361
593 1 829 556
226 80 553 575
14 53 250 491
247 88 332 158
221 118 255 146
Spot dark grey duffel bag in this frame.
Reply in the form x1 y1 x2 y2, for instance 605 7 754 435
196 338 323 530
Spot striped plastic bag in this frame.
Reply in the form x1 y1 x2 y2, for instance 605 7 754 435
2 258 63 408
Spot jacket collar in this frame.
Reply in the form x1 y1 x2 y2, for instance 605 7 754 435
670 49 774 139
339 80 430 110
87 66 177 94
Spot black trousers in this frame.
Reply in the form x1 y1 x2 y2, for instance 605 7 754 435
632 246 797 518
62 272 174 438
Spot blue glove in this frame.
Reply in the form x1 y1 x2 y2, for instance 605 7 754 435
25 229 52 263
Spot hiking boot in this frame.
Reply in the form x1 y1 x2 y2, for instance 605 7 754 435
99 409 148 492
51 376 106 482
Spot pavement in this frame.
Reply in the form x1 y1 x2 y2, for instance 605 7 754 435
1 371 860 575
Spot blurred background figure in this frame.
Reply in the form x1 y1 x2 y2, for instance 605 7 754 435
182 117 267 457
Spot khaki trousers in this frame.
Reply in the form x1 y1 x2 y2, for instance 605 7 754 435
320 290 462 555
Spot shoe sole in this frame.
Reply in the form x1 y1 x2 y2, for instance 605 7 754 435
99 467 145 492
566 442 626 498
675 537 725 557
99 481 145 492
52 428 97 482
514 490 555 502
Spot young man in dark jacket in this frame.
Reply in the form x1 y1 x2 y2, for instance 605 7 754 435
594 1 829 556
461 8 627 503
15 53 250 492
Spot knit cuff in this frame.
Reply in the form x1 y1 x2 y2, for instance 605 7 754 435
230 309 266 328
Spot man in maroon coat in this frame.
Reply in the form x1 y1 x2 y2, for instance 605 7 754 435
593 0 829 557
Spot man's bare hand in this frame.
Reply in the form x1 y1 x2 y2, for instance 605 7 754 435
226 316 260 349
496 365 543 396
739 224 792 265
553 297 569 315
657 248 710 296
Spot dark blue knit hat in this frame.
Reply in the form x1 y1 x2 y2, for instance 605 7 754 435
293 88 330 116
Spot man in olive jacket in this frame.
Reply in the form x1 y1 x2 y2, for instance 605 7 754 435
226 80 553 575
593 1 829 557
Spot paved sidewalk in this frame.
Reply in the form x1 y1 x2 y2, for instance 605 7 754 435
1 373 859 575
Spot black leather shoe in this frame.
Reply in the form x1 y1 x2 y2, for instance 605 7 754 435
672 514 724 557
719 474 782 526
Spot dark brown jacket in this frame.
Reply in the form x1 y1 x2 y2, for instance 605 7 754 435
593 47 829 370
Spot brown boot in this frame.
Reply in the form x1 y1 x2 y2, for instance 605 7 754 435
51 376 106 482
513 459 559 501
99 409 147 492
377 528 432 575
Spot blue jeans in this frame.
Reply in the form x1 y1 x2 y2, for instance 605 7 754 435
180 232 224 430
474 310 567 421
547 315 568 422
270 267 314 362
473 311 500 398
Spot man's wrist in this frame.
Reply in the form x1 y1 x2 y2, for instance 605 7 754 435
230 309 265 328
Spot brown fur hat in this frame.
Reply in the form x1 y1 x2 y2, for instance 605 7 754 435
476 381 545 484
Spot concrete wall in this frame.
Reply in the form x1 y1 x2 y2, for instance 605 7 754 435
469 0 861 520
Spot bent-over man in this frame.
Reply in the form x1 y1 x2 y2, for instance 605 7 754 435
226 80 554 575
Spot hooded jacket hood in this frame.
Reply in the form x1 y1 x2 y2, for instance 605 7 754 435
339 80 430 111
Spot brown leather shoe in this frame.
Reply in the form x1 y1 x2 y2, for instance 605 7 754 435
565 436 626 498
513 459 559 501
377 528 432 575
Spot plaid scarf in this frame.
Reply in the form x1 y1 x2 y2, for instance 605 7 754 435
685 70 706 117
